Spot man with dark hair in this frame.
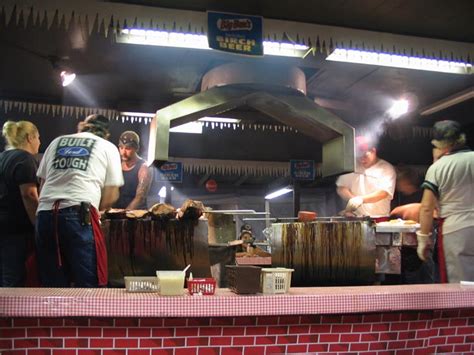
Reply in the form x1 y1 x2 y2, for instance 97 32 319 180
389 166 436 284
336 135 396 216
113 131 152 210
417 120 474 283
35 114 124 287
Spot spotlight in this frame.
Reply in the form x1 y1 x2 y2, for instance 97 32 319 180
387 99 409 119
60 70 76 87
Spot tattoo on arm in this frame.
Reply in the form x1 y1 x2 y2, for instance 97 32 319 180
127 165 152 209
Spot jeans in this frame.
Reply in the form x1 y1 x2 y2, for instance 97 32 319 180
36 207 98 287
401 247 435 284
0 232 28 287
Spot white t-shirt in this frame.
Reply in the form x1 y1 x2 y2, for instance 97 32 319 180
37 132 124 211
423 149 474 234
336 159 396 216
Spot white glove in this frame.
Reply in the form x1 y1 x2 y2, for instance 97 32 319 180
416 231 432 261
346 196 364 211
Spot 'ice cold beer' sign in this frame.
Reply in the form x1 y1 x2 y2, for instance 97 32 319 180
53 137 96 171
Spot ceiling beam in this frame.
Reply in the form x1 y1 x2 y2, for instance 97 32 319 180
420 87 474 116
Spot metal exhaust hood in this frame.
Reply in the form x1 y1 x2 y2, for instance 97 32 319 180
148 62 355 177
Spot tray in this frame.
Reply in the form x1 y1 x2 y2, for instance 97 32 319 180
124 276 159 292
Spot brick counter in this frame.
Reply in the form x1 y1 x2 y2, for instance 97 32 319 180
1 285 473 354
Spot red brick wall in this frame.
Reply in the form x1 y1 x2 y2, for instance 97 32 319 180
1 309 473 354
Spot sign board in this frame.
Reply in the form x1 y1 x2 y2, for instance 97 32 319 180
207 11 263 56
157 162 183 183
290 160 315 181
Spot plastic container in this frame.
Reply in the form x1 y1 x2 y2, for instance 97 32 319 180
156 270 185 296
187 278 216 295
260 268 294 294
124 276 159 292
298 211 317 222
225 265 261 294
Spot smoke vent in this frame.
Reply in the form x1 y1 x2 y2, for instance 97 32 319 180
149 62 355 177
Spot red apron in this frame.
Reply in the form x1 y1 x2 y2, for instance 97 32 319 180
90 206 108 287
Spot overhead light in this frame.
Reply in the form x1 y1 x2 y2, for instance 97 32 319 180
118 29 309 58
326 48 472 75
420 87 474 115
265 187 293 200
170 122 203 134
60 70 76 87
158 186 167 198
198 116 240 123
387 99 409 119
120 111 156 118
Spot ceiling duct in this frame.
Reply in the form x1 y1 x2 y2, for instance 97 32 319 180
148 62 355 177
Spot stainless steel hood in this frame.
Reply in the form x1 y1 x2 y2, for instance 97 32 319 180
148 63 355 177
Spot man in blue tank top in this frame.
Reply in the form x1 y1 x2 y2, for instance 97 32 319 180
114 131 152 209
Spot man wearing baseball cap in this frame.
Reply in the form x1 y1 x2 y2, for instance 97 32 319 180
36 114 124 287
417 120 474 283
336 135 396 217
113 131 152 210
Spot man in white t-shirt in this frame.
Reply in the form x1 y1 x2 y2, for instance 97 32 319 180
36 114 124 287
336 136 396 217
417 120 474 283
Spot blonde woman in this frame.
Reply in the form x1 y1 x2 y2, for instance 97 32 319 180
0 120 40 286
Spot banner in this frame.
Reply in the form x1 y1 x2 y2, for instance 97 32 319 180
290 160 315 181
157 162 183 183
207 11 263 56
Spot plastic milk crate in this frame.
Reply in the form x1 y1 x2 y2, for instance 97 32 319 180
260 268 294 294
124 276 159 292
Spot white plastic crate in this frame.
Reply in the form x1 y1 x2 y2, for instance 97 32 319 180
124 276 159 292
260 268 294 294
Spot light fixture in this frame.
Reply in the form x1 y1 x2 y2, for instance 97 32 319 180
120 111 156 118
387 99 409 119
169 122 203 134
158 186 167 198
420 87 474 115
60 70 76 87
265 187 293 200
198 116 240 123
326 48 472 75
118 29 309 58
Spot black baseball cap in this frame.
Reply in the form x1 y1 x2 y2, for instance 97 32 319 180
431 120 464 148
119 131 140 149
83 114 110 130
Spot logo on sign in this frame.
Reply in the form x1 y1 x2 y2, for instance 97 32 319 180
294 161 311 169
217 18 253 31
160 163 178 171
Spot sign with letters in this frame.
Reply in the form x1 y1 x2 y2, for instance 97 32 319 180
290 160 315 181
207 11 263 56
157 162 183 183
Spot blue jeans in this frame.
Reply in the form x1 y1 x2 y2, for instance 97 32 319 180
0 232 28 287
36 207 98 287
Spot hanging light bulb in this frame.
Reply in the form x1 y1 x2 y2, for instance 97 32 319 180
60 70 76 87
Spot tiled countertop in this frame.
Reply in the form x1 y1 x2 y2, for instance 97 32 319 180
1 284 473 318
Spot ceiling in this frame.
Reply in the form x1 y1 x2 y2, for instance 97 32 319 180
111 0 474 43
0 0 473 189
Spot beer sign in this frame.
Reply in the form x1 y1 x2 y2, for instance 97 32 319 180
157 162 183 183
290 160 315 181
207 11 263 56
